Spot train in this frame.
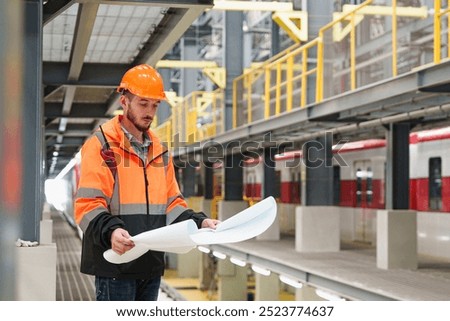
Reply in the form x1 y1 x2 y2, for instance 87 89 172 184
46 125 450 261
216 126 450 260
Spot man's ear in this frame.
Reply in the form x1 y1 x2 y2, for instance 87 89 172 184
119 95 128 109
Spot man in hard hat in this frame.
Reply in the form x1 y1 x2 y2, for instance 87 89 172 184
75 64 219 301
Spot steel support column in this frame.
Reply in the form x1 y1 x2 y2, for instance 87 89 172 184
303 133 334 205
224 11 244 130
204 163 214 200
271 20 280 56
263 146 277 198
0 0 23 300
224 152 243 200
182 165 196 198
157 68 172 123
180 37 198 96
386 123 410 209
22 0 44 241
307 0 333 103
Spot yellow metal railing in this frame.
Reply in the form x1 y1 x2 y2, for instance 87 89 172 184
232 0 445 128
155 88 224 148
157 1 449 143
316 0 374 101
434 0 450 63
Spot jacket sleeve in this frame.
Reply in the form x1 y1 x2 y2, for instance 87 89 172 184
74 135 124 248
164 153 207 228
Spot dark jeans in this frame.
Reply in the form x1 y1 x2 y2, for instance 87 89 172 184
95 276 161 301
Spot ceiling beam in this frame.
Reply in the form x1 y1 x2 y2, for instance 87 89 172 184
45 102 110 118
43 0 76 26
43 62 127 87
78 0 213 8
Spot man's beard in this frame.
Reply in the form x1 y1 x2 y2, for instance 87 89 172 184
127 110 150 132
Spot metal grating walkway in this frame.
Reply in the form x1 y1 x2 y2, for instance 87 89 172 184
53 211 95 301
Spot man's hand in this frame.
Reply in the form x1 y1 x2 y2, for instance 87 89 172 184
111 228 135 255
201 218 221 229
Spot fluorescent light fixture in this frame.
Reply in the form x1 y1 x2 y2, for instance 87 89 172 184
279 275 303 289
212 251 226 260
315 289 345 301
251 264 271 276
230 257 246 267
212 0 293 12
197 246 210 254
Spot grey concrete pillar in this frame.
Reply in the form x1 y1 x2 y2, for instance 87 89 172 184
255 273 279 301
295 284 324 301
377 209 417 269
296 206 340 252
217 259 247 301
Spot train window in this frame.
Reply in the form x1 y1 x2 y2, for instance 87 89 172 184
356 168 362 206
429 157 442 210
366 167 373 205
333 166 340 205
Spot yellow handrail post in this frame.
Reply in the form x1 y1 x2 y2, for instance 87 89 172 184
247 73 253 124
316 32 324 102
350 13 356 90
264 67 271 119
392 0 398 76
286 55 293 112
448 0 450 59
434 0 441 63
275 62 281 115
301 48 307 108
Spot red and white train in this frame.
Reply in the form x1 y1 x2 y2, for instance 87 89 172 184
237 126 450 260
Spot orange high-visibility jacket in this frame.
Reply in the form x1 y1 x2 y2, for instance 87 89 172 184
75 116 206 278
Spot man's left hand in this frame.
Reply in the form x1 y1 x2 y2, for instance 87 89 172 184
201 218 220 229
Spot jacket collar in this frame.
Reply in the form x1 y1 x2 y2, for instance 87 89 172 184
102 115 167 160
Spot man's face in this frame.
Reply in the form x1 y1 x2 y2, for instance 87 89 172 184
121 94 160 132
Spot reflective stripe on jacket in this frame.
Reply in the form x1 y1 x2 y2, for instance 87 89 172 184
74 115 195 279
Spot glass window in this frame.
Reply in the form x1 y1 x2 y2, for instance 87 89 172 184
356 168 362 206
429 157 442 210
366 166 373 205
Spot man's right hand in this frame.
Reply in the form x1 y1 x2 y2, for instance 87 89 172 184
111 228 135 255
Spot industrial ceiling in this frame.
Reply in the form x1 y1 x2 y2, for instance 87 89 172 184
43 0 214 177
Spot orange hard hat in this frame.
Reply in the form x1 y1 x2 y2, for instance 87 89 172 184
117 64 167 100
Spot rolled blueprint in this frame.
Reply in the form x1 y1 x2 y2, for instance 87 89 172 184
104 196 277 264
